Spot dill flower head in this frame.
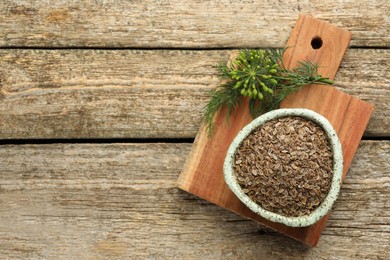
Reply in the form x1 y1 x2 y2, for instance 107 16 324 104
225 49 279 101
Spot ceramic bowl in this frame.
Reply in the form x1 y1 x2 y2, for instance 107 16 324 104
223 108 343 227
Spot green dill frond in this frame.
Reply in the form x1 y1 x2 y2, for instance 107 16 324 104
203 48 334 136
204 83 241 134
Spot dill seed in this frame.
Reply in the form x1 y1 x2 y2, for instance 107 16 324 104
233 116 333 217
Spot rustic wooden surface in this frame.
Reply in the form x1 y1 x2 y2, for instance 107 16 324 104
0 142 389 258
0 1 389 48
0 49 388 139
0 0 389 258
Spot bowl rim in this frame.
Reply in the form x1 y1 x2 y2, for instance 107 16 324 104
223 108 343 227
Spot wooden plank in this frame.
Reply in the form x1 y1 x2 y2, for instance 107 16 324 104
0 49 388 139
178 15 373 246
0 1 389 48
0 141 388 258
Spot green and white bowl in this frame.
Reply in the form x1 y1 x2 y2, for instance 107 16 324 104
223 108 343 227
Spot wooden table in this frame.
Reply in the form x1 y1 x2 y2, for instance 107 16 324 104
0 1 389 258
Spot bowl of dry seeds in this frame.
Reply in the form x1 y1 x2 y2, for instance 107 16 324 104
223 108 343 227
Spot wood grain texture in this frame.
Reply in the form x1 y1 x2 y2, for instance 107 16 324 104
0 49 388 139
0 141 388 258
178 15 373 246
0 0 387 257
0 0 389 48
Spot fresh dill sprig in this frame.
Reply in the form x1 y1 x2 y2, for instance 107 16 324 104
204 83 241 134
204 49 333 135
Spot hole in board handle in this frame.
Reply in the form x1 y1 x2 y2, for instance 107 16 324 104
311 37 323 49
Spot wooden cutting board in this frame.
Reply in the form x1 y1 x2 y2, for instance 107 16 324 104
177 14 374 247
